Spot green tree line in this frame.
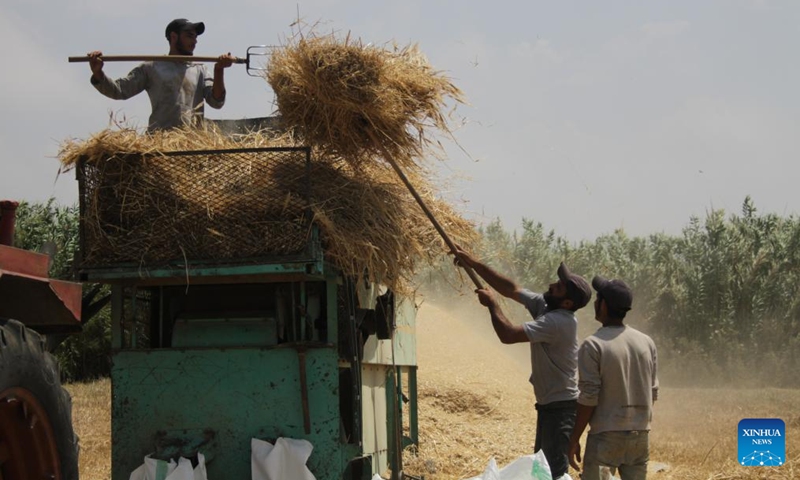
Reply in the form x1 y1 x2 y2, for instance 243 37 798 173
9 197 800 386
426 196 800 387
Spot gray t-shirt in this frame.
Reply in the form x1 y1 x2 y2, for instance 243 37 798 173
518 289 579 405
92 61 224 131
578 325 658 433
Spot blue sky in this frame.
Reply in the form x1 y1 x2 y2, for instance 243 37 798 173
1 0 798 240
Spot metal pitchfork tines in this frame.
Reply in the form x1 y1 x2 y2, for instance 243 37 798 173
68 45 274 77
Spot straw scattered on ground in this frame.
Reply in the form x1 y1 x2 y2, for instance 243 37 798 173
66 379 111 480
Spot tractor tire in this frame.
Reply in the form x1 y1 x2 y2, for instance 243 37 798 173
0 319 79 480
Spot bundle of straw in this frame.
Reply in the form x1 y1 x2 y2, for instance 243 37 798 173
267 32 464 169
58 123 298 171
58 126 475 292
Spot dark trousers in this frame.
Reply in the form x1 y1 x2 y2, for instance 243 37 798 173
534 400 577 479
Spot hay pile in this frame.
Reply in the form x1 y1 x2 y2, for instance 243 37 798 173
60 32 475 291
266 30 475 289
58 124 297 171
267 32 464 168
58 126 475 292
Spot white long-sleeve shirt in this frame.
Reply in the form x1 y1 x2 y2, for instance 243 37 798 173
578 325 658 433
92 61 224 132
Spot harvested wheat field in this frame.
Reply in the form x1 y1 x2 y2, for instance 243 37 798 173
402 292 800 480
68 292 799 480
66 379 111 480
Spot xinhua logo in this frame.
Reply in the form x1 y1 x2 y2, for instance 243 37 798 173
738 418 785 466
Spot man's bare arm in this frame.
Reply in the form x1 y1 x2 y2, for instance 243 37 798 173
568 403 596 471
453 245 523 301
477 289 529 344
211 53 235 102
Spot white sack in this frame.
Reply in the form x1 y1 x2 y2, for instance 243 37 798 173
463 452 571 480
129 453 208 480
251 437 316 480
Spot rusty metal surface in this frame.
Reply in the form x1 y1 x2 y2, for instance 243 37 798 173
0 387 63 480
0 200 19 247
0 244 82 330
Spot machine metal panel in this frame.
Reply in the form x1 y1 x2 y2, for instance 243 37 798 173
0 244 82 330
361 297 417 367
171 315 279 348
360 365 389 475
111 347 344 480
80 258 324 285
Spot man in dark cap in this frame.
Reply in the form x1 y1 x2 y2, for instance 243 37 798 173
452 246 592 480
568 277 658 480
87 19 235 132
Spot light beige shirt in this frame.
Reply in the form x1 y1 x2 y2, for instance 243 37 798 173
92 61 224 131
578 325 658 433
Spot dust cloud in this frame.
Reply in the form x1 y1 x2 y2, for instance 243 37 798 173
408 286 799 480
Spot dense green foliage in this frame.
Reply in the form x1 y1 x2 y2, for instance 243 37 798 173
9 198 799 386
12 199 80 279
425 197 800 387
11 200 111 381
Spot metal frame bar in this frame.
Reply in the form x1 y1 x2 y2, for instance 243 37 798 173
111 286 123 349
159 146 311 156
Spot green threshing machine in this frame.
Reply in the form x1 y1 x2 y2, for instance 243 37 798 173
0 135 420 480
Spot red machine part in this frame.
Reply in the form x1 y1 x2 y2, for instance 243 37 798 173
0 201 18 247
0 387 63 479
0 201 80 478
0 200 82 332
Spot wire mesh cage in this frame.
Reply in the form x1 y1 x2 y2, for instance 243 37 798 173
77 147 312 268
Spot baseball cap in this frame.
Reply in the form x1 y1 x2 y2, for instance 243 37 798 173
557 262 592 310
592 276 633 313
165 19 205 38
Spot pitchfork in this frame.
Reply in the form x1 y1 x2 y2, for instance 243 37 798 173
68 46 273 77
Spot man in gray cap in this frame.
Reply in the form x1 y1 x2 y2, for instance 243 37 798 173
87 19 235 132
452 246 592 480
568 276 658 480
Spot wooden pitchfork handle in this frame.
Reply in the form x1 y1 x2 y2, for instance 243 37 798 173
68 55 247 64
69 47 271 76
366 131 484 290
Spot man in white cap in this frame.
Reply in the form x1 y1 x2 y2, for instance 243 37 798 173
568 276 658 479
452 246 592 480
87 19 235 131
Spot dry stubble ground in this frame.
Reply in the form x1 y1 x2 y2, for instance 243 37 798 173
67 294 799 480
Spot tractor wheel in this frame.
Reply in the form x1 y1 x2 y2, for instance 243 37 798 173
0 319 79 480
